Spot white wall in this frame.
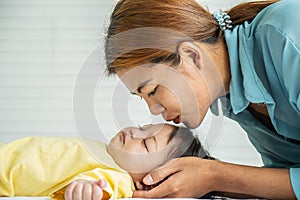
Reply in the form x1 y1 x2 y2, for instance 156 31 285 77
0 0 262 166
0 0 115 139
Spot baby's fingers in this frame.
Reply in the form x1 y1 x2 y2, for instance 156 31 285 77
64 180 105 200
92 184 103 200
65 182 77 200
96 179 107 189
82 182 93 200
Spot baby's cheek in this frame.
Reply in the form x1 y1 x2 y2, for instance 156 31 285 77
125 145 145 154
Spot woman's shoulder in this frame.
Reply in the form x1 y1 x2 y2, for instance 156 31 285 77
254 0 300 30
246 0 300 49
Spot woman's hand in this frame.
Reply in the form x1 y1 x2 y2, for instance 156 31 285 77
133 157 215 198
65 179 107 200
133 157 296 199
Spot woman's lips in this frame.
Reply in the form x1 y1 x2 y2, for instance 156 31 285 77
167 116 181 124
173 116 181 124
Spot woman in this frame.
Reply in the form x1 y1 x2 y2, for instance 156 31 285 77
104 0 300 199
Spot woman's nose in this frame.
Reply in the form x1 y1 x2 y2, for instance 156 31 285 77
149 104 165 115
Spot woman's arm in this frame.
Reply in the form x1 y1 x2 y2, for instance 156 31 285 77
213 160 295 199
133 157 296 199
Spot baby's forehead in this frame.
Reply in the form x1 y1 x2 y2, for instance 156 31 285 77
168 126 191 142
167 126 179 142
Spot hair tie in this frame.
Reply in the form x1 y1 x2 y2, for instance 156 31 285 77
213 11 233 31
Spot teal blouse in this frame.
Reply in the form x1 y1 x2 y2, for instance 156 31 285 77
213 0 300 197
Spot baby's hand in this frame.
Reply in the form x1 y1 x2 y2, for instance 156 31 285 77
65 179 107 200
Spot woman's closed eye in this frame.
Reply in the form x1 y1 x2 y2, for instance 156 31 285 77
147 85 159 97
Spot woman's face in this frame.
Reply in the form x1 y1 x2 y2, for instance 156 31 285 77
116 60 212 129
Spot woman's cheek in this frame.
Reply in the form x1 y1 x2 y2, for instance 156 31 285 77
160 90 180 109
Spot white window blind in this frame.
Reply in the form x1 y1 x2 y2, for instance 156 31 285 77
0 0 262 166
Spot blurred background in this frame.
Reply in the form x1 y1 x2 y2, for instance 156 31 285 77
0 0 262 166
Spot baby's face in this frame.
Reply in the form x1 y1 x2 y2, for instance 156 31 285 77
107 123 179 177
108 123 175 154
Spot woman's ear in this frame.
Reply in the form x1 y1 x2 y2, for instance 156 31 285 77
177 42 203 70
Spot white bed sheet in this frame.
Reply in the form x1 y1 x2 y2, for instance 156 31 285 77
0 198 50 200
0 198 201 200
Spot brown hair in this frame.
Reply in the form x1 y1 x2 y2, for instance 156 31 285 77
168 126 214 160
105 0 278 74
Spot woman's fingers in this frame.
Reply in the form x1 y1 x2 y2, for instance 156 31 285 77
143 158 180 185
133 174 177 198
134 157 214 198
133 158 182 198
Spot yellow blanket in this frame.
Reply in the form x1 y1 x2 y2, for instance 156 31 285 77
0 136 134 199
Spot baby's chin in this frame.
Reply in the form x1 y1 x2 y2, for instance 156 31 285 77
129 172 148 183
128 172 153 190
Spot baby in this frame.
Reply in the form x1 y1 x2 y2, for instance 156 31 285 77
0 123 211 200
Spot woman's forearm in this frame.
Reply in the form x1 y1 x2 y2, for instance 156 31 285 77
211 160 296 199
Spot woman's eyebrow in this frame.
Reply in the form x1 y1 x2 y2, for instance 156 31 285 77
130 79 152 94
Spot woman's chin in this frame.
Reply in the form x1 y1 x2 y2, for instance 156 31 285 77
183 120 199 129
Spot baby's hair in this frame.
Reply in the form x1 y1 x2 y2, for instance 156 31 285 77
168 126 214 160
